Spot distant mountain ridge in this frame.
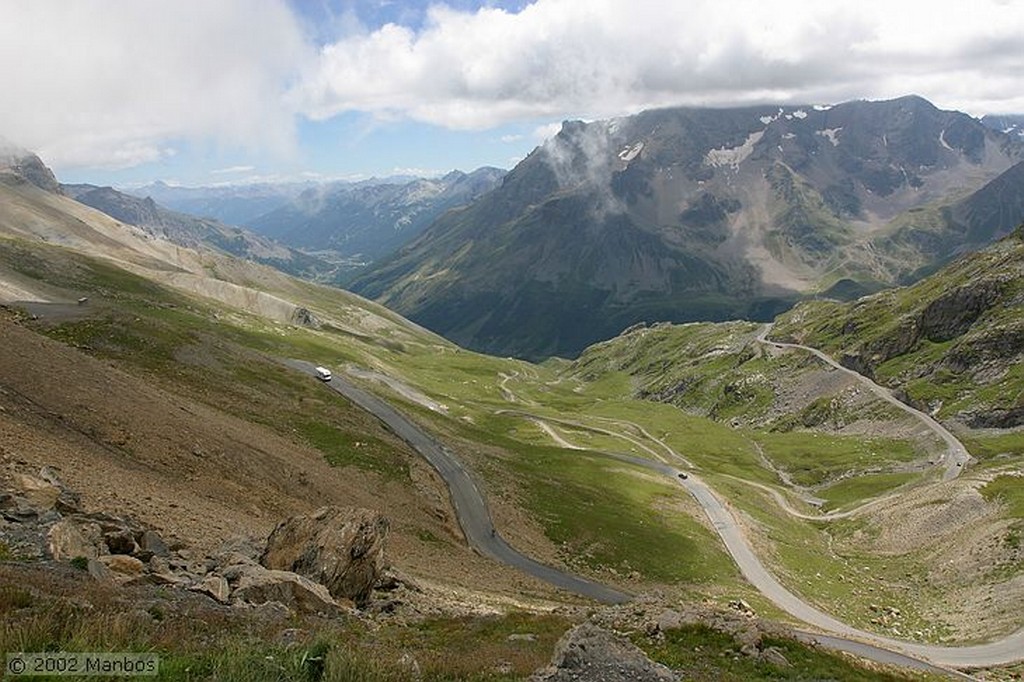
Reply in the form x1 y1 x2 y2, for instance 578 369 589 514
131 169 506 282
246 168 506 273
981 114 1024 139
61 182 337 282
129 180 314 227
351 96 1024 359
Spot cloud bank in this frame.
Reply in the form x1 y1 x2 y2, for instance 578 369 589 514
298 0 1024 128
0 0 308 169
2 0 1023 171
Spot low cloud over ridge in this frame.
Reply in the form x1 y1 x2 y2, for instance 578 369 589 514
295 0 1024 128
2 0 1023 171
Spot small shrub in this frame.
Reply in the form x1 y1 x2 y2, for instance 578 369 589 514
0 586 34 611
299 641 330 682
69 556 89 571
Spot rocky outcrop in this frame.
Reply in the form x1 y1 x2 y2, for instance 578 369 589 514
1 469 389 618
261 506 389 607
530 623 677 682
230 566 340 615
289 307 322 329
47 519 103 560
0 150 61 193
919 279 1005 342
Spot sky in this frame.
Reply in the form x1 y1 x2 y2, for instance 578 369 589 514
1 0 1023 188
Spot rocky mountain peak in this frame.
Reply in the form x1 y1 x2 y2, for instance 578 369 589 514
352 96 1024 359
0 147 61 193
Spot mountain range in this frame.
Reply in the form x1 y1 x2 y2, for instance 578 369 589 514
245 167 505 277
351 95 1024 359
128 169 506 282
129 180 312 227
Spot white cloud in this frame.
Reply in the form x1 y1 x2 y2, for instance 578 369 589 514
532 122 563 144
296 0 1024 128
0 0 309 170
211 165 257 175
4 0 1024 176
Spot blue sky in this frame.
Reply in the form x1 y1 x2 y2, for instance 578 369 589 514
2 0 1023 189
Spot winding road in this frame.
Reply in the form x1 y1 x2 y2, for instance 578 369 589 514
755 324 972 480
286 359 629 605
289 358 1024 676
519 417 1024 674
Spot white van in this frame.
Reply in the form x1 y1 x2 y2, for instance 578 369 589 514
315 366 332 382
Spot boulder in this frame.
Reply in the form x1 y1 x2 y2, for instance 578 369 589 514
104 528 138 555
192 574 231 604
47 519 102 560
86 558 114 581
231 564 341 615
38 467 83 514
761 646 791 668
136 530 169 560
530 623 678 682
11 473 59 511
99 554 146 577
261 507 389 607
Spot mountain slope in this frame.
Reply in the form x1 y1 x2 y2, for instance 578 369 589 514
0 168 435 348
62 182 337 282
773 225 1024 428
248 168 505 274
352 96 1024 359
982 113 1024 140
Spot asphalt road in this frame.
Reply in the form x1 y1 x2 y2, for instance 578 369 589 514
290 359 1023 673
286 359 629 605
755 324 972 480
577 449 1022 673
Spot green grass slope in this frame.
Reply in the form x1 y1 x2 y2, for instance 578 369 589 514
774 225 1024 431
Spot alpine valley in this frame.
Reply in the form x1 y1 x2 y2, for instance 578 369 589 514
2 94 1024 682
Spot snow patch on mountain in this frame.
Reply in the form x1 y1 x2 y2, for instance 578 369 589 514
816 128 842 146
618 142 644 162
705 130 764 168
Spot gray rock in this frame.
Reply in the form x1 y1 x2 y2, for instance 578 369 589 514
87 558 114 581
761 646 791 668
190 574 231 603
11 473 59 511
48 519 100 560
104 528 138 555
135 529 169 560
231 564 340 615
530 623 678 682
261 507 389 607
